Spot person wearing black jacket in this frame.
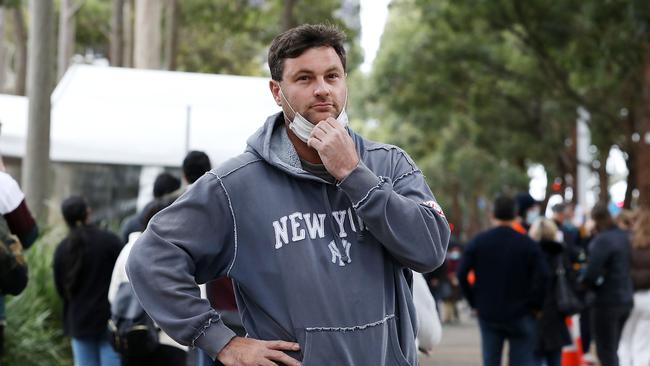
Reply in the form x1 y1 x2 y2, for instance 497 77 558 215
53 196 122 366
528 218 572 366
458 195 549 366
582 203 633 366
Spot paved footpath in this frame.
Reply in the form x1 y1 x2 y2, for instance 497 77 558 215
419 319 483 366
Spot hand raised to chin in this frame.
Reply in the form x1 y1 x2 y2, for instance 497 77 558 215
307 117 359 181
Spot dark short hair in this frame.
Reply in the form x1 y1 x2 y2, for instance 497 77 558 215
493 195 517 221
61 196 88 228
268 24 347 81
591 202 614 232
183 151 212 184
515 192 537 217
153 172 181 198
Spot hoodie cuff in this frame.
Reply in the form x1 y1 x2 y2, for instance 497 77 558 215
193 316 237 361
337 161 384 208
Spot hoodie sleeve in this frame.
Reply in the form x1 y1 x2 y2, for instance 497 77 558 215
337 150 450 273
126 173 237 359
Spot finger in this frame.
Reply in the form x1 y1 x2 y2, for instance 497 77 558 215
258 359 277 366
266 350 302 366
309 126 327 141
315 120 335 133
324 117 341 129
307 137 323 150
265 340 301 351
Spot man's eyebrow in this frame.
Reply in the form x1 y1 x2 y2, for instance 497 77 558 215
289 66 343 78
289 69 315 78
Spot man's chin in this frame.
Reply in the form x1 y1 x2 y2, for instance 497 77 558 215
306 112 337 124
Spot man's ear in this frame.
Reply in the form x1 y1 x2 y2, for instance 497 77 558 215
269 80 282 106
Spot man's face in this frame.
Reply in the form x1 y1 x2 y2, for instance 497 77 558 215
270 46 347 125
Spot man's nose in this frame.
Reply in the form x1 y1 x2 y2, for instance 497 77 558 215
313 77 331 97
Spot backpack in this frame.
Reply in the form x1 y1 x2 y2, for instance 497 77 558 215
108 282 159 357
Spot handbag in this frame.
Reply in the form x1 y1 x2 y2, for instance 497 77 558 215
555 262 584 315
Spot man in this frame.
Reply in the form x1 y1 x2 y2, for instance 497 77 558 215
127 24 450 365
582 203 633 366
119 172 181 243
457 195 548 366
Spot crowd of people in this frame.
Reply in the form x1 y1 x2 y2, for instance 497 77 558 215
429 192 649 366
50 150 214 366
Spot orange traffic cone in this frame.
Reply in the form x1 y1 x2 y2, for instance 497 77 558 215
561 315 586 366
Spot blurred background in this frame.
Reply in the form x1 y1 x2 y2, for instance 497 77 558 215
0 0 649 365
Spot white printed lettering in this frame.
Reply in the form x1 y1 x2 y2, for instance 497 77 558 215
272 216 289 249
289 212 306 242
303 213 326 239
332 210 348 238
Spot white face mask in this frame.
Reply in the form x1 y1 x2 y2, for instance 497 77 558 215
278 87 348 143
526 208 540 225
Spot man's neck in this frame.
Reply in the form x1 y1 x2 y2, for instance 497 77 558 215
285 121 323 164
493 219 515 227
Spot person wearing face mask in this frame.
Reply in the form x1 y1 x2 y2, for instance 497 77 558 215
126 24 450 366
513 192 541 233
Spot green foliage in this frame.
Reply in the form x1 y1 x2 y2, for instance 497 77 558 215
1 227 72 366
75 0 112 56
71 0 361 76
358 0 650 235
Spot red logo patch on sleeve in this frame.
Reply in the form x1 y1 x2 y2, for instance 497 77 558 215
423 200 446 218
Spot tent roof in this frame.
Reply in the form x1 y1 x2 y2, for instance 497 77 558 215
0 64 281 166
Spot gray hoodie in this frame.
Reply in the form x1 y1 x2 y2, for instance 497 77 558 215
126 113 450 365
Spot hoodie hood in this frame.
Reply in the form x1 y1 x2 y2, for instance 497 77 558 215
246 112 346 184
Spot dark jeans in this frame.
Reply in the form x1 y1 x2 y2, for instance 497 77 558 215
580 306 592 352
121 344 187 366
591 304 632 366
534 350 561 366
478 314 537 366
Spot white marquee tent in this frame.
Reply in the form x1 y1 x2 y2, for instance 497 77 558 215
0 64 281 167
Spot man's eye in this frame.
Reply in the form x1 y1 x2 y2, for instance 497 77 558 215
297 75 310 81
328 73 340 79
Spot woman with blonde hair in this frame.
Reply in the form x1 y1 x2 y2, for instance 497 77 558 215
529 218 572 366
618 208 650 366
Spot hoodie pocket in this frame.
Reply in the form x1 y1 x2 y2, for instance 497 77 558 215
301 315 412 366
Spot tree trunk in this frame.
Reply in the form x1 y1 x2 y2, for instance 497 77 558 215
110 0 124 66
22 0 54 221
636 44 650 209
624 144 637 209
57 0 76 79
597 160 609 204
12 5 27 95
0 7 6 92
134 0 161 69
282 0 296 31
162 0 178 71
123 0 133 67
